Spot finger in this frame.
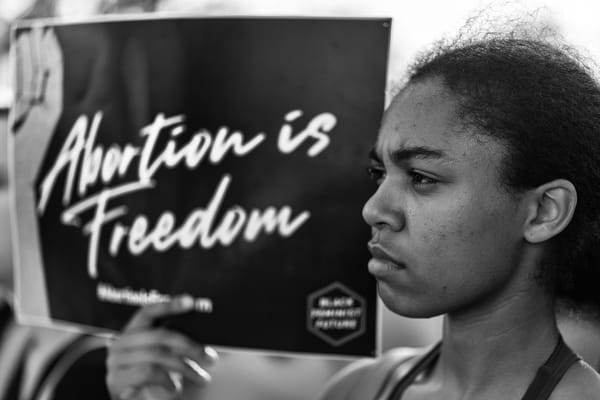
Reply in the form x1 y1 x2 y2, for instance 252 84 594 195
182 357 212 383
109 329 215 366
14 31 34 126
107 349 210 385
204 346 219 364
40 28 64 109
124 296 194 332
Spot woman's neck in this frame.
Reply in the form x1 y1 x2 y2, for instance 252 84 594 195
434 284 559 398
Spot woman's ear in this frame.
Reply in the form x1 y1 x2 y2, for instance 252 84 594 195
523 179 577 244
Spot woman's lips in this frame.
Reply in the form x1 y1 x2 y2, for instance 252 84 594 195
367 243 406 276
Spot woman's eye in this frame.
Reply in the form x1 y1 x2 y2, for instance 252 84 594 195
366 166 385 184
409 170 438 186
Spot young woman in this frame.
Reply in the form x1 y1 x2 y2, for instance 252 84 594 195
106 33 600 400
316 34 600 400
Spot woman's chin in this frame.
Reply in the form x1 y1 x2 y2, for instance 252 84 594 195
377 282 442 319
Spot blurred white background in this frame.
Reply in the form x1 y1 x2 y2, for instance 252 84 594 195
2 0 600 109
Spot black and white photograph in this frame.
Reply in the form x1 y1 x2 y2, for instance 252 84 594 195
1 0 600 399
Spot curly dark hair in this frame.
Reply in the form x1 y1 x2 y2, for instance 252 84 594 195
406 33 600 314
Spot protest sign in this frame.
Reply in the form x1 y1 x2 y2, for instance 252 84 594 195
10 16 390 357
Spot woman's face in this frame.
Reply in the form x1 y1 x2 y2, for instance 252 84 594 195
363 78 530 318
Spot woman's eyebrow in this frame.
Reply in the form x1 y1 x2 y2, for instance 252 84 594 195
392 146 446 162
369 145 450 165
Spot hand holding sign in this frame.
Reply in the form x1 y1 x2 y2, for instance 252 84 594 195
106 296 218 400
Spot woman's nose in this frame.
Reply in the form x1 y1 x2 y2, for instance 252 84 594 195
362 182 405 232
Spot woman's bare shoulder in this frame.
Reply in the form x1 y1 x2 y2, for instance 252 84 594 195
550 360 600 400
315 347 425 400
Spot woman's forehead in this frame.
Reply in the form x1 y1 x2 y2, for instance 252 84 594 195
378 81 461 150
375 80 504 166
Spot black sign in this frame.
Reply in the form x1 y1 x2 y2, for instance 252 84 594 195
11 16 390 357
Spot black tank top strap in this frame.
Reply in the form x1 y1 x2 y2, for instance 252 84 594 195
520 335 581 400
384 342 441 400
385 336 578 400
